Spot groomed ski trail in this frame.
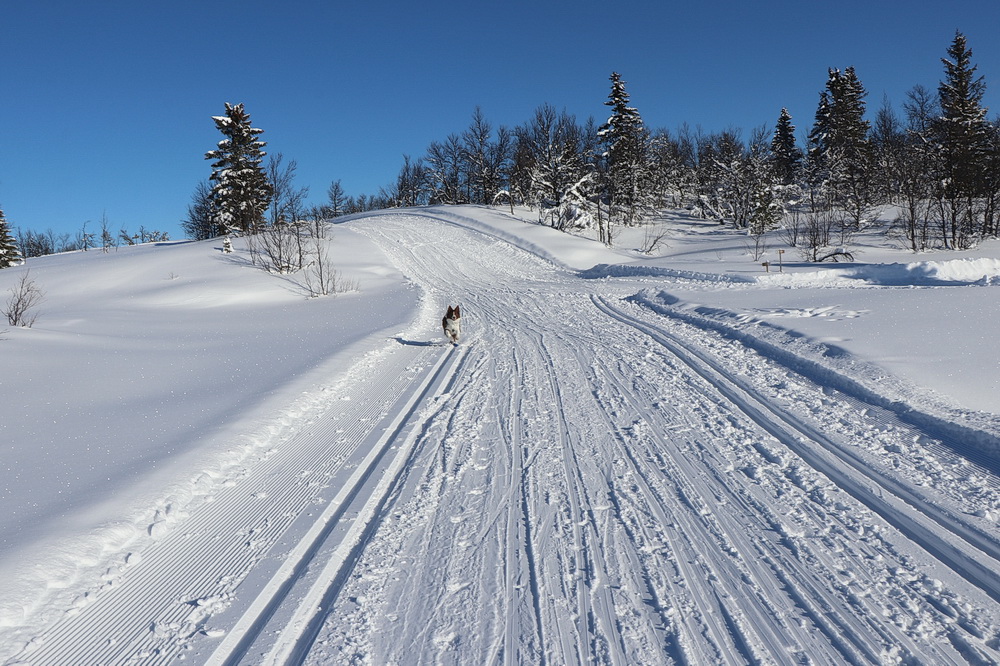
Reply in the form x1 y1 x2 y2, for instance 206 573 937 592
10 209 1000 665
6 317 467 664
299 212 1000 665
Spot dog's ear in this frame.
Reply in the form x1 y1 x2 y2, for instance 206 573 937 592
454 305 460 318
446 305 454 318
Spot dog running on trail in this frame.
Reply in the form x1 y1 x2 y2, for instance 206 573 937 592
442 305 461 345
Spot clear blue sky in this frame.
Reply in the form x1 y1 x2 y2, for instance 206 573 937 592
2 0 998 240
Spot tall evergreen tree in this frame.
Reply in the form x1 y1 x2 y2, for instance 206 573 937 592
205 102 272 235
805 89 833 196
828 68 870 155
598 72 649 228
0 207 21 268
807 67 873 223
934 31 992 246
770 108 802 186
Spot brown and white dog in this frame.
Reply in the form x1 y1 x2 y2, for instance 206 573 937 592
442 305 461 345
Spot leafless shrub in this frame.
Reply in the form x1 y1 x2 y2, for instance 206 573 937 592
4 270 45 327
303 235 358 297
640 223 670 255
797 209 839 261
258 222 304 274
778 208 803 248
744 231 768 261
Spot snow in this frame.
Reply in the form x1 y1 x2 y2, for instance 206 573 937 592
2 205 1000 663
760 256 1000 286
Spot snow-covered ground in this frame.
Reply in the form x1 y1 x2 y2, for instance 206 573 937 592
3 205 1000 664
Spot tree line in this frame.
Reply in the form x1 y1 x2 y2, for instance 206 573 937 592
3 31 996 272
179 30 1000 264
363 30 995 257
0 208 170 267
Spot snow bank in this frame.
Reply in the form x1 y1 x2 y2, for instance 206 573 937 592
759 257 1000 287
580 263 755 283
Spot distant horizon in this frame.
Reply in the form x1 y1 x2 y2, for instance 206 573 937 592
3 1 998 240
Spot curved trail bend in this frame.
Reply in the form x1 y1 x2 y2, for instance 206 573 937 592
14 210 1000 666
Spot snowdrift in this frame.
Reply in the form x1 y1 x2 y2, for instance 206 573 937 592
760 257 1000 287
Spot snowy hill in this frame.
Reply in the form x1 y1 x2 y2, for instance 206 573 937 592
3 206 1000 663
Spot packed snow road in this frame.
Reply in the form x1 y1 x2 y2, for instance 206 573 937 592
11 210 1000 665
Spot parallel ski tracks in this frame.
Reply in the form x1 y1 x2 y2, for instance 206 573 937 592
206 343 468 666
19 212 1000 665
585 343 897 663
533 328 626 666
494 339 546 666
15 339 464 666
316 216 1000 663
554 323 792 664
592 294 1000 615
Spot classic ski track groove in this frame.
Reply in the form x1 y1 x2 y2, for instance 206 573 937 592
15 336 456 665
234 343 470 666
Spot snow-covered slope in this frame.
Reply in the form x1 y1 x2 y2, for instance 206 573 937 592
3 207 1000 664
0 231 418 649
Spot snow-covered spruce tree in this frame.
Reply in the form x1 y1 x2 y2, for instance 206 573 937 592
770 108 802 187
205 102 272 236
933 31 992 247
598 72 652 229
0 207 21 268
807 67 874 228
804 88 833 205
